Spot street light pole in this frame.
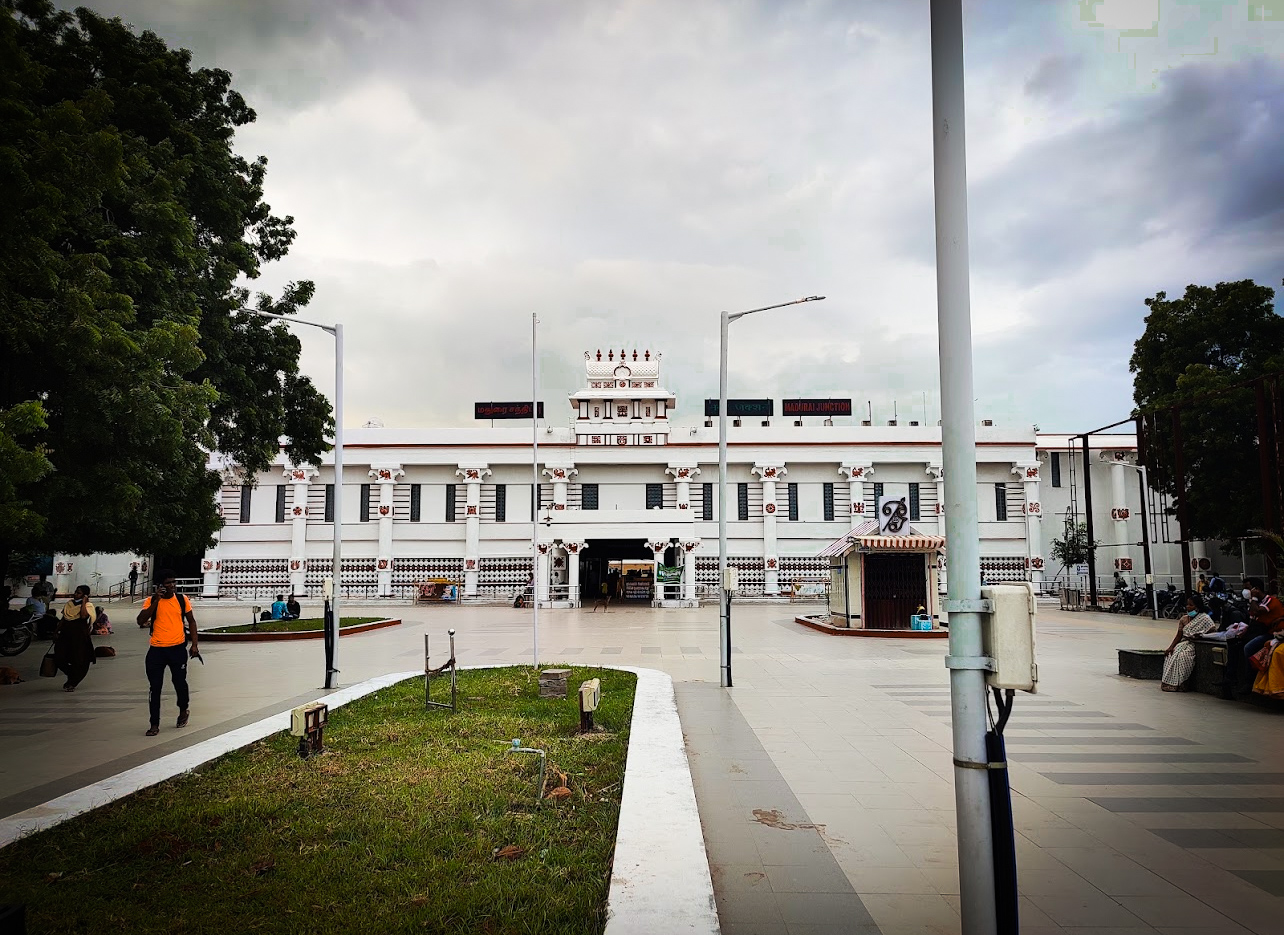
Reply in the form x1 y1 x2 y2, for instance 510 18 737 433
238 310 343 689
532 312 540 669
929 1 998 931
718 295 824 688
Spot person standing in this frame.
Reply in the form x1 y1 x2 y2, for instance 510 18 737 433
55 585 96 692
128 564 139 598
136 571 201 737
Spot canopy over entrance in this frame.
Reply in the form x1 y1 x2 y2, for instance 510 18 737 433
817 520 945 557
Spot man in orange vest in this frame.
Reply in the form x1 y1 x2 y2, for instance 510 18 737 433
135 570 201 737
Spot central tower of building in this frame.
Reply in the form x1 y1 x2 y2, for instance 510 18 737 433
570 348 676 447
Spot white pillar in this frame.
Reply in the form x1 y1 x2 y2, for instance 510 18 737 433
456 464 491 596
543 462 577 514
536 543 551 604
648 540 669 605
565 542 585 606
284 465 318 594
682 540 700 603
666 463 701 512
839 462 874 526
1106 454 1133 581
754 463 786 594
370 464 403 597
927 463 946 591
1012 461 1045 591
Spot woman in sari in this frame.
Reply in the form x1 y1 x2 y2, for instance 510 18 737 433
1161 594 1217 692
54 585 96 692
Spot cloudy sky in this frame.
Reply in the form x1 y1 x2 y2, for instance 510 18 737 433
75 0 1284 432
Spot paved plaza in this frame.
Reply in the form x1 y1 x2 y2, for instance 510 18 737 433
2 599 1282 934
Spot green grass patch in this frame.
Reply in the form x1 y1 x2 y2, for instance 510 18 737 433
205 616 384 634
0 666 636 934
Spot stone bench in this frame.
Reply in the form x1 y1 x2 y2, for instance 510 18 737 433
1117 649 1165 680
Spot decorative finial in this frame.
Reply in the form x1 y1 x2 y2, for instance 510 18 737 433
645 349 651 360
596 349 601 361
608 349 614 360
632 349 638 361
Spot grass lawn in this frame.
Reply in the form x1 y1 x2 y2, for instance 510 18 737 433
205 616 385 634
0 666 636 935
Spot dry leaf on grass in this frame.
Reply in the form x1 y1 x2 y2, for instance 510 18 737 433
547 786 573 802
249 858 276 877
491 845 526 861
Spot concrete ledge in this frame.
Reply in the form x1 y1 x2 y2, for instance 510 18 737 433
795 614 949 638
1118 648 1165 680
200 618 400 642
605 666 719 935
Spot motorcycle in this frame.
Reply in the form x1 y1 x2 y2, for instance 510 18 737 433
0 611 39 657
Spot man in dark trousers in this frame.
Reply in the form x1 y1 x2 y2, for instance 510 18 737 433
136 570 201 737
128 564 138 598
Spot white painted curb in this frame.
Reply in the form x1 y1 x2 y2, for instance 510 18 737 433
0 665 719 935
605 666 720 935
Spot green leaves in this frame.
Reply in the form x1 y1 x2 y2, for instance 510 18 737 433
0 0 332 561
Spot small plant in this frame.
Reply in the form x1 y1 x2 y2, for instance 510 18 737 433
1051 519 1098 576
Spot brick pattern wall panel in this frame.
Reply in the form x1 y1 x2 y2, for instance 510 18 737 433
778 556 829 582
478 556 534 587
392 558 463 584
219 558 289 592
980 556 1028 583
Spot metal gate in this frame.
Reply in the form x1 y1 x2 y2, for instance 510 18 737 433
864 554 926 629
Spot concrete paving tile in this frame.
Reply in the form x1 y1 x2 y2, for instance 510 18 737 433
715 889 787 925
859 893 960 929
773 891 877 927
1015 867 1105 898
1152 929 1253 935
719 923 789 935
783 924 882 935
899 843 960 869
1114 896 1239 929
710 863 775 897
919 867 960 895
848 866 938 894
1182 848 1284 871
1041 848 1185 897
763 861 858 894
1027 893 1148 928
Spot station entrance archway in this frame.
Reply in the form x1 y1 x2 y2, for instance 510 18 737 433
582 538 664 603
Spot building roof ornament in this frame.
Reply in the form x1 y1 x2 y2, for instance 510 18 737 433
839 461 874 480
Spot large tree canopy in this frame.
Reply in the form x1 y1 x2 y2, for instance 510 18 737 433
0 0 332 566
1130 279 1284 554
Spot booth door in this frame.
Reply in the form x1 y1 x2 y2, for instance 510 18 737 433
864 554 926 629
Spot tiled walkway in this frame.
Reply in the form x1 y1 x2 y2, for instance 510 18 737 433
2 600 1282 933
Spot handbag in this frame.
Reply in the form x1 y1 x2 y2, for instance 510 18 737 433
1250 641 1275 673
39 644 57 678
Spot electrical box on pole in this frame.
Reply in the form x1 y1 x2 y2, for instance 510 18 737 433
980 583 1039 693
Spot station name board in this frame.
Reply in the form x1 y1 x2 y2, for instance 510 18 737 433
474 401 545 420
781 398 852 417
704 398 775 418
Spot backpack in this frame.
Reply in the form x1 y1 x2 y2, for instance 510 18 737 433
148 593 190 638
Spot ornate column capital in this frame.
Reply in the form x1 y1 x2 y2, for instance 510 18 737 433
752 462 786 480
283 465 319 483
666 463 701 480
648 540 670 554
925 462 944 482
839 461 873 481
563 541 587 554
1100 450 1135 466
542 465 578 481
455 464 492 482
1011 461 1040 482
368 463 404 482
681 540 701 553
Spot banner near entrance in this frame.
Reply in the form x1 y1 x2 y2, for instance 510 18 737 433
474 401 545 420
781 398 852 417
656 565 683 584
704 398 774 417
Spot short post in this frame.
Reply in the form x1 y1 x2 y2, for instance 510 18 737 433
290 702 328 759
539 668 571 699
578 678 601 733
425 629 458 711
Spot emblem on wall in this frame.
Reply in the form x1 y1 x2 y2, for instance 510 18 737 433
552 469 566 479
616 436 628 445
1026 502 1041 515
293 506 305 516
849 467 865 478
290 560 303 571
678 502 688 509
766 558 777 569
565 543 580 553
202 560 214 572
1114 558 1133 572
852 502 865 514
466 505 478 515
880 498 909 534
379 505 391 516
553 503 565 510
676 468 690 479
765 503 776 514
291 469 308 481
1110 507 1129 520
377 469 392 480
763 467 777 478
465 559 476 570
1025 467 1038 479
538 544 550 554
1030 557 1045 571
465 469 479 480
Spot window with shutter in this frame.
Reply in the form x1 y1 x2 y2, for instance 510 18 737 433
823 482 835 521
495 484 506 521
582 483 599 511
646 483 664 509
360 484 371 522
324 484 334 523
787 483 798 521
702 482 713 520
239 486 251 524
445 485 456 522
909 483 920 521
1051 452 1061 488
737 483 749 521
275 485 287 523
995 483 1008 521
410 484 422 522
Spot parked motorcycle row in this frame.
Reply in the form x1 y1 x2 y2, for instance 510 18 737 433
1109 583 1251 625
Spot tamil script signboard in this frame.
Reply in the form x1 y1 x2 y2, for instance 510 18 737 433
704 398 774 417
474 401 545 420
781 398 852 417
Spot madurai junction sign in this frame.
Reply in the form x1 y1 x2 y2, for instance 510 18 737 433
781 398 852 417
474 401 546 420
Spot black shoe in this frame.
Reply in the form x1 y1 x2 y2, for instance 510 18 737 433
176 709 189 728
146 726 159 737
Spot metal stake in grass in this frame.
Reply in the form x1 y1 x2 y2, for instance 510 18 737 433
509 739 547 802
425 629 457 712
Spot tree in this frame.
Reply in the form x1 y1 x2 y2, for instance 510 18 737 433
1130 280 1284 560
0 1 332 573
1051 520 1095 576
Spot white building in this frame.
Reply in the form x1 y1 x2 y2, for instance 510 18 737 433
179 348 1220 611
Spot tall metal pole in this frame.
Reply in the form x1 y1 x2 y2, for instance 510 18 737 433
1171 408 1193 592
928 2 998 931
531 313 540 668
718 310 731 688
1137 463 1157 618
1082 434 1097 607
328 323 343 689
